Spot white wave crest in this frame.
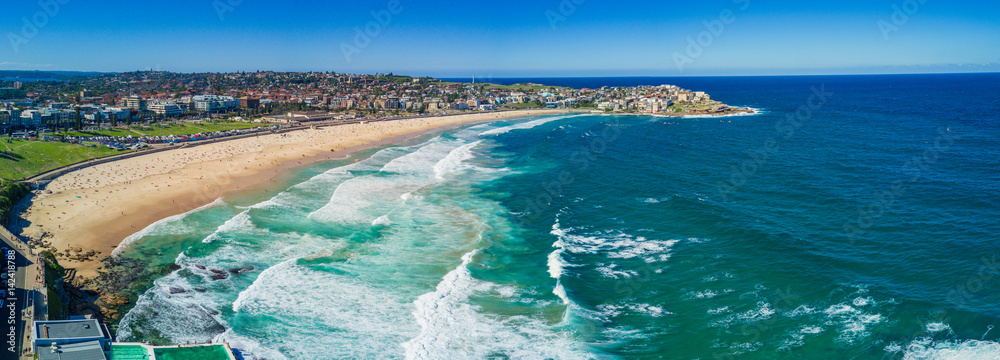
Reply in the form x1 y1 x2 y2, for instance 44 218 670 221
433 141 481 180
113 197 226 255
901 338 1000 360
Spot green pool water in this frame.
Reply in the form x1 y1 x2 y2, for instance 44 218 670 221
110 345 151 360
110 344 230 360
153 345 230 360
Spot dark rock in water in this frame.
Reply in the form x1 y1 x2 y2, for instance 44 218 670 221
195 264 207 270
194 288 208 293
168 287 187 294
168 264 181 271
209 269 229 280
228 266 253 274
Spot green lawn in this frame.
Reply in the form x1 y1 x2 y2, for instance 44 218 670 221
0 138 123 180
194 121 264 132
55 122 264 138
57 128 139 138
134 122 263 137
502 102 540 109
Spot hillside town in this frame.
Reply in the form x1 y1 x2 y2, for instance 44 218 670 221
0 71 748 134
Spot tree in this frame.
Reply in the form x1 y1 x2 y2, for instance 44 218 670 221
74 110 82 131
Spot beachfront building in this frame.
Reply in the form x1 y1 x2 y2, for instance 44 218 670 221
124 95 147 110
0 109 20 128
375 96 401 110
102 107 132 122
41 108 76 126
148 101 184 116
239 96 261 109
187 95 239 112
32 319 113 359
20 110 45 127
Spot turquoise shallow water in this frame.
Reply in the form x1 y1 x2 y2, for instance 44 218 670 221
117 74 1000 359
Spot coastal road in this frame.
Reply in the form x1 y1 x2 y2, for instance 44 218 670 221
0 231 34 360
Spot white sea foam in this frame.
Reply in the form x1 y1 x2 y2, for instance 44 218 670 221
708 306 731 315
823 302 883 344
900 338 1000 360
202 210 259 243
403 250 483 358
225 259 420 359
372 215 391 226
402 250 591 360
309 139 463 223
786 305 816 317
687 289 734 299
592 302 669 322
478 114 581 136
595 263 638 279
548 222 571 305
216 210 254 234
737 301 775 321
925 322 951 333
558 230 679 263
116 267 232 344
113 197 226 255
853 296 873 307
433 140 480 180
801 326 824 334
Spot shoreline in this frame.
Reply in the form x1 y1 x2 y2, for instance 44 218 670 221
14 109 567 277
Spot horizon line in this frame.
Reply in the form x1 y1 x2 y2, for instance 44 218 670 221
2 70 999 79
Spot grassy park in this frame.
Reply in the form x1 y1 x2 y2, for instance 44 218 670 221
56 121 264 138
0 138 124 180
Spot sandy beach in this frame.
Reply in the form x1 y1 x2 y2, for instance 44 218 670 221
16 110 565 277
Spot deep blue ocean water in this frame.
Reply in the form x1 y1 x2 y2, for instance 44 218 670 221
118 74 1000 359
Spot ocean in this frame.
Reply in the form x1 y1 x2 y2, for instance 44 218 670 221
115 73 1000 359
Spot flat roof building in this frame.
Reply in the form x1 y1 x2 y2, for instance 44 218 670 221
33 319 113 358
37 341 108 360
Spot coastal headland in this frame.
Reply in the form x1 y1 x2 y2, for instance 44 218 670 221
15 109 565 278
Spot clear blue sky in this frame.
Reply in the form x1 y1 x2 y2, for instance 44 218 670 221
1 0 998 77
